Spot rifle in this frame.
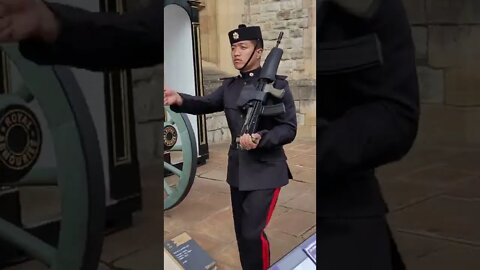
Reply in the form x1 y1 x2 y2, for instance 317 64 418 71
235 32 286 149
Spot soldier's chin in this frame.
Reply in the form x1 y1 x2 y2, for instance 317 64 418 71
234 62 243 69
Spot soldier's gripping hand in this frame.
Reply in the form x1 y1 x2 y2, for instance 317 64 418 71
164 87 183 106
0 0 60 43
239 133 261 150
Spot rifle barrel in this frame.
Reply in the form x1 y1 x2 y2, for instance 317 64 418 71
276 32 284 47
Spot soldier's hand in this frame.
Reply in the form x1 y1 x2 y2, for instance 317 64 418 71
239 133 261 150
164 87 183 106
251 133 261 144
0 0 60 43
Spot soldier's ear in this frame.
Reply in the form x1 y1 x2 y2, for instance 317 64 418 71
256 49 263 59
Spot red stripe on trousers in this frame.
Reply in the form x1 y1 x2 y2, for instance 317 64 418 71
261 188 281 270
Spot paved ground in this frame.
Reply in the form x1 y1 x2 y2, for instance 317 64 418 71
4 138 316 270
6 137 480 269
377 141 480 270
162 138 317 270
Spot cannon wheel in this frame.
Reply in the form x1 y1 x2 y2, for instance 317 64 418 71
0 45 105 270
163 107 197 210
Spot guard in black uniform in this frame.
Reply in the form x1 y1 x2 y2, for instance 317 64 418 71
165 25 297 270
316 0 419 269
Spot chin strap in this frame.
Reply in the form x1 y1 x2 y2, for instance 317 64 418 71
239 40 260 71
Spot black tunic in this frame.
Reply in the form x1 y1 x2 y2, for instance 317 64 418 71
171 67 297 191
315 0 418 269
316 0 419 217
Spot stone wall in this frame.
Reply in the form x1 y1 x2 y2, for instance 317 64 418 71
243 0 316 81
403 0 480 146
199 0 244 73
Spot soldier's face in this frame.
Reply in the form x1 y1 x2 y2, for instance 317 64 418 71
231 40 262 70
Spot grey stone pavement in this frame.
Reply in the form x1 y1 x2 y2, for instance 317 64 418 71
377 140 480 270
6 137 480 269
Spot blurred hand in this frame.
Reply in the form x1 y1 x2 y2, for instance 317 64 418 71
239 133 261 150
0 0 59 43
164 87 183 106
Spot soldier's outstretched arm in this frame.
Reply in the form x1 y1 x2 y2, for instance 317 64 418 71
170 85 225 115
0 0 162 70
256 82 297 149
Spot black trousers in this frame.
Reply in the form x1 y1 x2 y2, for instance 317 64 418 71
230 186 281 270
316 216 406 270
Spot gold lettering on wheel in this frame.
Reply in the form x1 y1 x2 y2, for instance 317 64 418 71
0 108 41 170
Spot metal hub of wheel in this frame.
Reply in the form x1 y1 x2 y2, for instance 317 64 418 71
163 107 197 210
0 104 42 182
163 124 178 151
0 45 105 270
